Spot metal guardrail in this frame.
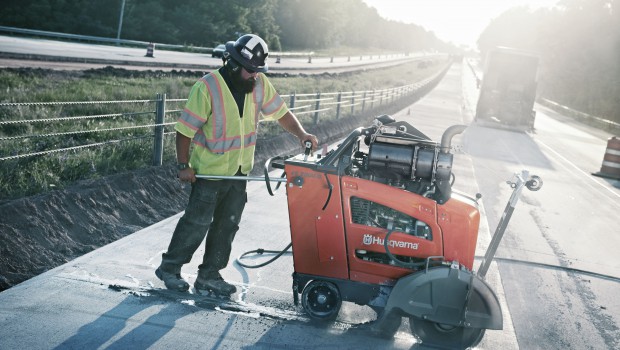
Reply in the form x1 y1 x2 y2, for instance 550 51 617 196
538 98 620 133
0 25 319 57
0 25 209 52
0 70 444 164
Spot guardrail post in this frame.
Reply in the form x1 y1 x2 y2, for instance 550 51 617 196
153 93 166 166
350 91 356 115
336 92 342 119
290 92 296 109
313 92 321 124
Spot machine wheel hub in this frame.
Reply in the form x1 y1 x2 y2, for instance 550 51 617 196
301 280 342 320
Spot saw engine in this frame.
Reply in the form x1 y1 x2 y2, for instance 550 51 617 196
347 115 462 204
273 115 541 349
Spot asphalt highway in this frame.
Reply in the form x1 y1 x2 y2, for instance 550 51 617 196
0 34 427 74
0 36 619 349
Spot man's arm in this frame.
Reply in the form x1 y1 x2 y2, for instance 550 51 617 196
277 111 318 150
176 131 196 182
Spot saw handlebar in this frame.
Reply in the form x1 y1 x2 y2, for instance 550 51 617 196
194 156 287 196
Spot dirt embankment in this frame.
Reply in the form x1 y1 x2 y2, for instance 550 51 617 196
0 165 189 291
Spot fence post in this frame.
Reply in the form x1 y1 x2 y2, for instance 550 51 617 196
336 92 342 119
313 92 321 124
371 90 375 110
350 91 355 115
361 91 367 113
152 93 166 166
289 92 296 109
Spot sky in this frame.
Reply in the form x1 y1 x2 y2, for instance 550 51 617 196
361 0 559 47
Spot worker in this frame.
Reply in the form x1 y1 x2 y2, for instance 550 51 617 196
155 34 318 296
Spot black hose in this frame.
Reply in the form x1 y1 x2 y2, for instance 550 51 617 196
235 242 293 269
383 230 427 269
474 255 620 283
264 156 286 196
321 173 333 211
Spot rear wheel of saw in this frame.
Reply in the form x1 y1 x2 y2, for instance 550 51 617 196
409 317 485 349
301 280 342 320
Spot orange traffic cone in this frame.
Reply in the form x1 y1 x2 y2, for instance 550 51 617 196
593 136 620 180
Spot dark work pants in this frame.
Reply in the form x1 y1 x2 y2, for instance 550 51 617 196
160 177 247 280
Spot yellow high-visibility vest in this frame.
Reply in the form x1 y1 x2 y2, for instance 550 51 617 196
175 70 288 176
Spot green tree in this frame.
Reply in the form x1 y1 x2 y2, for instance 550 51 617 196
240 0 282 51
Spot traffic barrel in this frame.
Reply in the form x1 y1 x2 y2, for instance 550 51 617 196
145 42 155 58
593 136 620 180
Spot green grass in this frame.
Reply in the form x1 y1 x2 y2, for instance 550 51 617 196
0 58 449 200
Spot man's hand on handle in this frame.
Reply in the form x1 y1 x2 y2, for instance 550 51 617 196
178 167 196 183
299 132 318 151
277 112 319 152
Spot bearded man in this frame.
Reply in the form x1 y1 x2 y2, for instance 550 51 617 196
155 34 318 296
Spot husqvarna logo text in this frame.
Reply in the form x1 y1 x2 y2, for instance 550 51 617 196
362 234 419 250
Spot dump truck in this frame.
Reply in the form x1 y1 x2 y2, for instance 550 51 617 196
475 47 540 131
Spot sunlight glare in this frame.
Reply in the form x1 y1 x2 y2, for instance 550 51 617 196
362 0 559 47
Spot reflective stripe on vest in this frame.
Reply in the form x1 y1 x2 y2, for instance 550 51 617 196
178 108 206 131
262 94 285 115
253 77 264 125
193 73 264 153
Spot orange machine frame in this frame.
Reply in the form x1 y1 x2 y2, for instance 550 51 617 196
285 160 480 287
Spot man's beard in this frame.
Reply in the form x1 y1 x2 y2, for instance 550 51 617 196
231 69 256 93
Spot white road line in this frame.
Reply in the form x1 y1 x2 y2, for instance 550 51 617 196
537 139 620 200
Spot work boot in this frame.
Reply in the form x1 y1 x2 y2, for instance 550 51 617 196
155 267 189 292
194 276 237 296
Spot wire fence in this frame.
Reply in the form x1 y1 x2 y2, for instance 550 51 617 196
0 66 448 199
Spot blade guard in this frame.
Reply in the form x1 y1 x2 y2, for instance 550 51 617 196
372 265 502 336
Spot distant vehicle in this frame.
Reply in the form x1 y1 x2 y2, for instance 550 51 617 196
211 44 226 58
475 47 540 131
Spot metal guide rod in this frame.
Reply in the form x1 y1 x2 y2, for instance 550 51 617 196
477 170 529 279
195 174 287 182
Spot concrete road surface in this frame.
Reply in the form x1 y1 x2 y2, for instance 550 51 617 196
1 60 619 349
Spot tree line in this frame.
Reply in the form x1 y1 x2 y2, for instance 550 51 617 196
478 0 620 124
0 0 452 53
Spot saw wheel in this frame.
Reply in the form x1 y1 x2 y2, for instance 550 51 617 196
301 280 342 320
409 317 485 349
